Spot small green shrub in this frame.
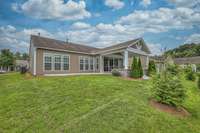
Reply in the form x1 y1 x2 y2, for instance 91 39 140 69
111 69 121 76
152 73 186 107
138 58 143 78
186 71 196 81
148 60 156 76
166 64 179 75
131 57 139 78
198 74 200 89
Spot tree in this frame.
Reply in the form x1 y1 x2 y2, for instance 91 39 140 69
15 52 21 60
22 53 29 60
138 58 143 78
153 74 186 107
131 56 139 78
0 49 14 70
148 60 156 76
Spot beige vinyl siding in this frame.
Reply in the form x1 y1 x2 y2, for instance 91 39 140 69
35 49 100 75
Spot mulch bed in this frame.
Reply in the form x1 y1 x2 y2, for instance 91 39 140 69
121 77 143 81
149 99 190 117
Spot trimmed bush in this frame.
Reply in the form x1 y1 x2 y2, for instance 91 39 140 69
152 74 186 107
111 69 121 76
131 57 139 78
138 58 143 78
148 60 156 76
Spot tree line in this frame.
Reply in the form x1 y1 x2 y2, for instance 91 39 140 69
164 43 200 58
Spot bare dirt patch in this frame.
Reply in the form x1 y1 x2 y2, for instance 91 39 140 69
149 99 190 117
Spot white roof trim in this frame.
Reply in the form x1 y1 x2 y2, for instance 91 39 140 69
127 47 150 56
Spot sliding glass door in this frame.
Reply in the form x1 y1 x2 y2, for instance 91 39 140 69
104 57 123 72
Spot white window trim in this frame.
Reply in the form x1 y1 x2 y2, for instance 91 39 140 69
79 56 95 72
43 53 70 72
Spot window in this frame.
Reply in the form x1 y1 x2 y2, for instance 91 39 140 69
80 57 84 71
63 56 69 70
54 55 61 70
44 56 52 70
90 58 94 71
79 56 95 71
96 58 99 70
85 58 89 70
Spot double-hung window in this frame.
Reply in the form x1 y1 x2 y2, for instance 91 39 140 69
85 58 89 71
80 57 84 71
90 58 94 71
96 58 99 70
44 56 52 70
63 56 69 70
54 55 61 70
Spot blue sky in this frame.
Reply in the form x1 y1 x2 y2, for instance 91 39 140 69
0 0 200 55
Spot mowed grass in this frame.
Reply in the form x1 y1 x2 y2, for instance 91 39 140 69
0 73 200 133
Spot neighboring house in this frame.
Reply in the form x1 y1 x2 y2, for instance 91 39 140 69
173 56 200 72
152 56 200 73
150 56 165 73
15 60 29 71
29 35 151 76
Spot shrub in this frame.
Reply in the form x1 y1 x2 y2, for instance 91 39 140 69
111 69 121 76
186 70 196 81
138 58 143 78
198 74 200 89
131 57 139 78
20 66 27 74
166 64 179 76
148 60 156 76
152 73 186 107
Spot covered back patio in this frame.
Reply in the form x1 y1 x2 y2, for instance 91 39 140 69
98 39 150 75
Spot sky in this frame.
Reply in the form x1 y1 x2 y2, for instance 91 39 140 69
0 0 200 55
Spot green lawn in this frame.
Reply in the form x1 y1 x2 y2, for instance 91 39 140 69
0 73 200 133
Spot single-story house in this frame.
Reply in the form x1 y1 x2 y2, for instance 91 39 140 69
29 35 151 76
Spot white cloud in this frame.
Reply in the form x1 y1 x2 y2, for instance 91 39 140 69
0 25 54 52
147 43 162 55
140 0 151 7
105 0 124 10
168 0 200 8
117 7 200 33
0 24 161 55
71 22 91 30
12 0 91 20
185 34 200 44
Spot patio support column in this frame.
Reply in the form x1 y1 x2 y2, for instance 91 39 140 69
123 50 128 70
100 55 104 73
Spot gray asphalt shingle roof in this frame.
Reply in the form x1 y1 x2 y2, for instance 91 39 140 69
31 35 144 54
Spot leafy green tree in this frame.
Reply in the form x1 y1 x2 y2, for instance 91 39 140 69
0 49 14 70
138 58 143 78
22 53 29 60
148 60 156 76
15 52 21 60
